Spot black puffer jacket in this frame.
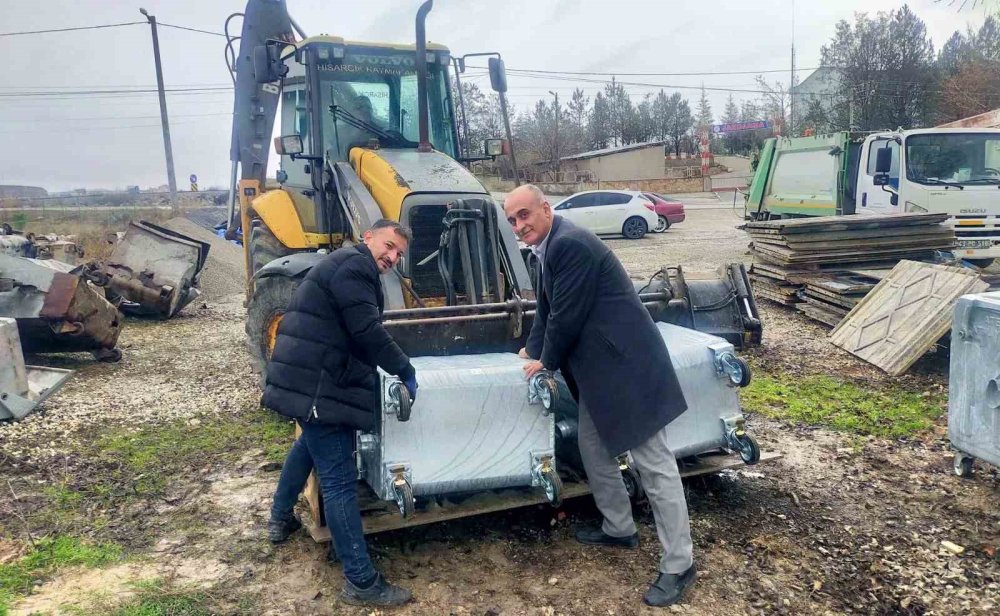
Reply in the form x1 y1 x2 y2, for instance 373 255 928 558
262 244 414 430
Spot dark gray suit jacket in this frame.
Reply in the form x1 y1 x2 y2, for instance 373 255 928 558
526 216 687 454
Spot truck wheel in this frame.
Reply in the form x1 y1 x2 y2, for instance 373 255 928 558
622 217 648 240
246 274 302 378
249 223 294 275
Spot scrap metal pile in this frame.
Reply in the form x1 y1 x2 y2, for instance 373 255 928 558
0 221 210 419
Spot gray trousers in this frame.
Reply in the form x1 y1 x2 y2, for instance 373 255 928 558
578 400 694 574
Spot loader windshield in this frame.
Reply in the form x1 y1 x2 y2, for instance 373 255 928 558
316 46 457 160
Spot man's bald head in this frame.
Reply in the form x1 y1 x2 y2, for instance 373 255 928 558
503 184 553 246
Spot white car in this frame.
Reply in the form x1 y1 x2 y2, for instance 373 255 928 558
551 190 658 239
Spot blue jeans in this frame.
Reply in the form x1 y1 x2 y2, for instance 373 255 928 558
270 421 375 586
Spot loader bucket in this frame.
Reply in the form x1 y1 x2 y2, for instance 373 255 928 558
1 317 74 420
0 254 123 354
89 221 210 318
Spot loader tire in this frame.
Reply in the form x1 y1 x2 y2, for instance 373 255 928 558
246 274 302 380
248 222 294 276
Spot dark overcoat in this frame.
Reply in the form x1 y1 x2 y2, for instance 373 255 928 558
526 216 688 454
262 243 413 430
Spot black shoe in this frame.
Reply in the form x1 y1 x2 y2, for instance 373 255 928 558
643 564 697 607
340 573 412 607
574 524 639 549
267 515 302 544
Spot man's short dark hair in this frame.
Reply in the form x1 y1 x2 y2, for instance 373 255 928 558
369 219 413 243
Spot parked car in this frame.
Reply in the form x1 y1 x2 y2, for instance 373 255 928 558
551 190 658 239
642 192 686 233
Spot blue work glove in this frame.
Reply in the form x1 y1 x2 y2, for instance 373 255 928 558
403 374 418 402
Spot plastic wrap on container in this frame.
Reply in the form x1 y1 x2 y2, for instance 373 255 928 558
656 322 746 458
360 352 555 500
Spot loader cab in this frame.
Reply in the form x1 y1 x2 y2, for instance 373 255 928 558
277 37 459 187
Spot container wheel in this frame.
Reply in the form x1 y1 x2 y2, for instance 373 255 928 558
393 479 415 518
540 466 563 507
394 383 412 422
539 375 558 411
621 466 644 504
954 452 975 478
734 356 752 387
735 432 760 465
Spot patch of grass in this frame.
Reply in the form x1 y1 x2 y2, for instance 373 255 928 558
20 409 293 543
82 578 256 616
92 409 293 496
741 373 946 438
0 536 121 614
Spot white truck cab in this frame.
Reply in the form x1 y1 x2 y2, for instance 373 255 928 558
859 128 1000 264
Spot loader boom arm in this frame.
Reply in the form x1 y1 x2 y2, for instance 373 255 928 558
225 0 297 236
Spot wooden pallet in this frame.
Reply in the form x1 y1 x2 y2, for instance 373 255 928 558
303 452 782 540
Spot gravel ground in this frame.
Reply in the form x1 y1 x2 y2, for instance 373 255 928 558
1 209 998 615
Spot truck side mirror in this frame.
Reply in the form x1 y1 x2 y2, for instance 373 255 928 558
253 42 287 84
488 57 508 93
873 173 889 186
875 147 892 174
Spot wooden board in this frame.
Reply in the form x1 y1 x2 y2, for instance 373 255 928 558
750 278 799 298
797 303 846 328
745 213 950 234
802 273 880 295
753 244 945 265
803 287 862 310
829 260 989 375
746 224 953 243
752 231 955 252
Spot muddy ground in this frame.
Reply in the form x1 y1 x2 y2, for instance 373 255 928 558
1 208 999 615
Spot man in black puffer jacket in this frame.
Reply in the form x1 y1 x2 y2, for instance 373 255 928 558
263 219 417 607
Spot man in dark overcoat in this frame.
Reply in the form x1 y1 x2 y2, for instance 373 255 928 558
504 184 696 608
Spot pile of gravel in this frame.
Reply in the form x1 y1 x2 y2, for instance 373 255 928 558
161 217 245 300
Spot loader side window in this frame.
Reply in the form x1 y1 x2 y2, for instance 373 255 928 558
279 88 312 188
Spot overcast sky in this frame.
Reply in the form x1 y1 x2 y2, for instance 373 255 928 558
0 0 993 192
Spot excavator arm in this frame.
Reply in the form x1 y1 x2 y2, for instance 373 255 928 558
223 0 301 240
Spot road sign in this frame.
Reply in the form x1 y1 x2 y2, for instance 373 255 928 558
711 120 771 135
189 174 198 192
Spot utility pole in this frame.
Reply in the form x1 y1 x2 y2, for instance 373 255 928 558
498 92 520 186
549 90 560 177
452 58 470 159
140 8 178 211
789 0 796 137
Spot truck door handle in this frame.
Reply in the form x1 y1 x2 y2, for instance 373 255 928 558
862 192 867 207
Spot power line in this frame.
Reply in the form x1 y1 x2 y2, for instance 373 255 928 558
0 86 232 99
468 65 826 77
157 22 227 38
0 117 224 134
0 112 232 123
0 21 144 37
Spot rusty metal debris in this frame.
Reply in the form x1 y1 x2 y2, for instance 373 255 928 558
0 253 123 361
1 317 74 420
0 225 83 265
80 221 210 318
